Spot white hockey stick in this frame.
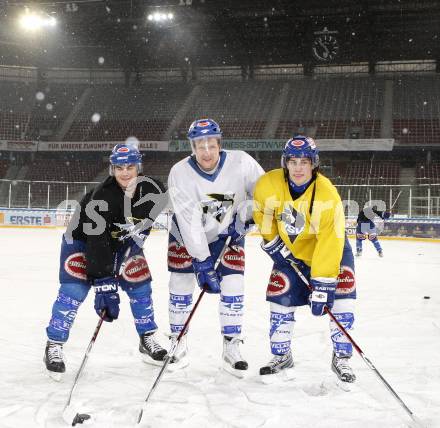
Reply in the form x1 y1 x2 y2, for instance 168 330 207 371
136 236 232 425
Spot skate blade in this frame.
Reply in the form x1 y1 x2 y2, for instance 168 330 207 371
260 368 295 385
140 354 167 367
47 370 63 382
167 356 189 372
335 378 354 392
221 361 247 379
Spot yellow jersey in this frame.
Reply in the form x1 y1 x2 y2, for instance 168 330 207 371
253 169 345 279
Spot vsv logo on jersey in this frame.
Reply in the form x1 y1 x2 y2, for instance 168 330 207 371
122 256 151 283
201 192 235 223
278 204 305 243
64 253 87 280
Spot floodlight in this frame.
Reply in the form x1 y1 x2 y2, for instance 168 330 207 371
18 11 57 31
147 11 174 23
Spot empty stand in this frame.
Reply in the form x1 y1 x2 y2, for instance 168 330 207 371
275 77 384 139
393 76 440 144
26 84 88 141
416 162 440 184
176 81 283 139
64 84 191 141
0 81 36 140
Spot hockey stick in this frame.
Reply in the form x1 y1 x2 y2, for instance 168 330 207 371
289 262 425 428
390 190 402 212
62 246 132 426
136 236 232 425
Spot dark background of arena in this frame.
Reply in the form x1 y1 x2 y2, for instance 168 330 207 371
1 0 440 221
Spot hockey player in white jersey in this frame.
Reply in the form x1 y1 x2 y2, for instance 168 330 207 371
167 118 264 376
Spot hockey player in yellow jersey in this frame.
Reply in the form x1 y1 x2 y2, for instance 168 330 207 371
253 135 357 383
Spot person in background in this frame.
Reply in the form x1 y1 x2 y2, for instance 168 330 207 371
356 205 391 257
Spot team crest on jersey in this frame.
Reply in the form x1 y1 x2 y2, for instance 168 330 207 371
122 256 151 283
201 192 235 223
117 146 130 153
278 204 305 243
168 241 193 270
112 217 147 241
222 246 245 271
336 265 356 295
64 252 87 280
267 270 290 296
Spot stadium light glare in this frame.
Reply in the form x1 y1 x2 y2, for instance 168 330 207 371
147 11 174 23
18 11 57 31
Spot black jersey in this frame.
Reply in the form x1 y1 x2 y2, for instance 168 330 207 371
357 207 387 224
65 175 167 280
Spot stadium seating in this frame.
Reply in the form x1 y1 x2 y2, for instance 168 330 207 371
275 77 384 139
26 84 89 141
25 152 103 182
338 160 401 185
393 76 440 144
0 159 9 178
416 162 440 183
176 81 282 138
0 81 36 140
64 84 191 141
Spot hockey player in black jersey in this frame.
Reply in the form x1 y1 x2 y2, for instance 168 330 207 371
356 205 391 257
44 143 168 380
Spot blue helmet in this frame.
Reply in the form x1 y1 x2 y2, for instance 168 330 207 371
282 135 319 169
109 143 142 175
187 118 222 142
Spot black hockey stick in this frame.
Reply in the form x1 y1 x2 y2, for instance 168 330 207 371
289 261 425 428
136 236 232 425
62 246 132 426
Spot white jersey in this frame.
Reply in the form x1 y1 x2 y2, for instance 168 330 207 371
168 150 264 261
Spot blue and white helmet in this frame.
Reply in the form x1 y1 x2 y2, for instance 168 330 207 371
109 143 143 175
187 118 222 145
281 135 319 169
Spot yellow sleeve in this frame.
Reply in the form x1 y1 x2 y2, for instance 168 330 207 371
252 174 279 242
310 189 345 279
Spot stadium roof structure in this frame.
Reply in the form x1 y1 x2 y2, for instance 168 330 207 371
1 0 440 70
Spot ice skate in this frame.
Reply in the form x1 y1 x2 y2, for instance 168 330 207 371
139 332 167 366
168 333 189 371
222 336 248 378
378 250 384 257
331 353 356 385
355 249 362 257
259 351 294 383
44 340 65 382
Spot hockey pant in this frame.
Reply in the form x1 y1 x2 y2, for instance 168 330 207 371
46 239 157 343
356 223 382 253
269 299 355 358
168 272 244 337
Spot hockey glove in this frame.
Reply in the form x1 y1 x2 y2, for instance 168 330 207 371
261 236 299 269
192 257 222 294
219 214 254 243
92 277 120 322
310 278 336 316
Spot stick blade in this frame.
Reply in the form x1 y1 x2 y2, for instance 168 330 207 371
62 405 91 426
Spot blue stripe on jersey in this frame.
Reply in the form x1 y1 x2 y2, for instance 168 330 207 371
187 151 227 182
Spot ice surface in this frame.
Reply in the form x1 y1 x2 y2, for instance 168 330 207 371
0 229 439 428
